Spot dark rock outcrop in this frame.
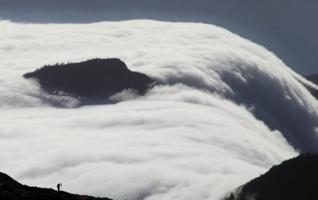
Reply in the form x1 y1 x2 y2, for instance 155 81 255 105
0 172 112 200
305 74 318 99
224 154 318 200
306 74 318 84
24 58 155 105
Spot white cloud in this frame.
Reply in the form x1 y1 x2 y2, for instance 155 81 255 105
0 20 317 200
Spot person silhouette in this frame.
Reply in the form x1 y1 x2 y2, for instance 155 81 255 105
57 183 62 192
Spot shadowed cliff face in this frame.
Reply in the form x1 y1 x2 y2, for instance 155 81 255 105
225 154 318 200
0 172 112 200
23 58 155 106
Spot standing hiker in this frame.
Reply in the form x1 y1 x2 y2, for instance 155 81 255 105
57 183 62 192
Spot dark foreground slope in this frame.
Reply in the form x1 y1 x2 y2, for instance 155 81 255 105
0 172 112 200
225 154 318 200
24 58 154 105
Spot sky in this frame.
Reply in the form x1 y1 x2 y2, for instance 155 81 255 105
0 0 317 75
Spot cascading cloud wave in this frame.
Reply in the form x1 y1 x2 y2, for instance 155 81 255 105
0 20 318 200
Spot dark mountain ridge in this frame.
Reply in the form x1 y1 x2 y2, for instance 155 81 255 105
224 154 318 200
0 172 112 200
23 58 155 106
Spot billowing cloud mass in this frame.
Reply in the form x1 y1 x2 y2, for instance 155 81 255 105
0 20 318 200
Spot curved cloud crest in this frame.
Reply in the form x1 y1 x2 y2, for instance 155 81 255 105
0 20 317 200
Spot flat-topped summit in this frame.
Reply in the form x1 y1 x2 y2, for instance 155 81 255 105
24 58 155 105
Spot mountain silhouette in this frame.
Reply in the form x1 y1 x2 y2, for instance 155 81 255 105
224 154 318 200
23 58 155 105
0 172 112 200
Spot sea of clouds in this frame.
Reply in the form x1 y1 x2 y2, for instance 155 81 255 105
1 20 318 200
